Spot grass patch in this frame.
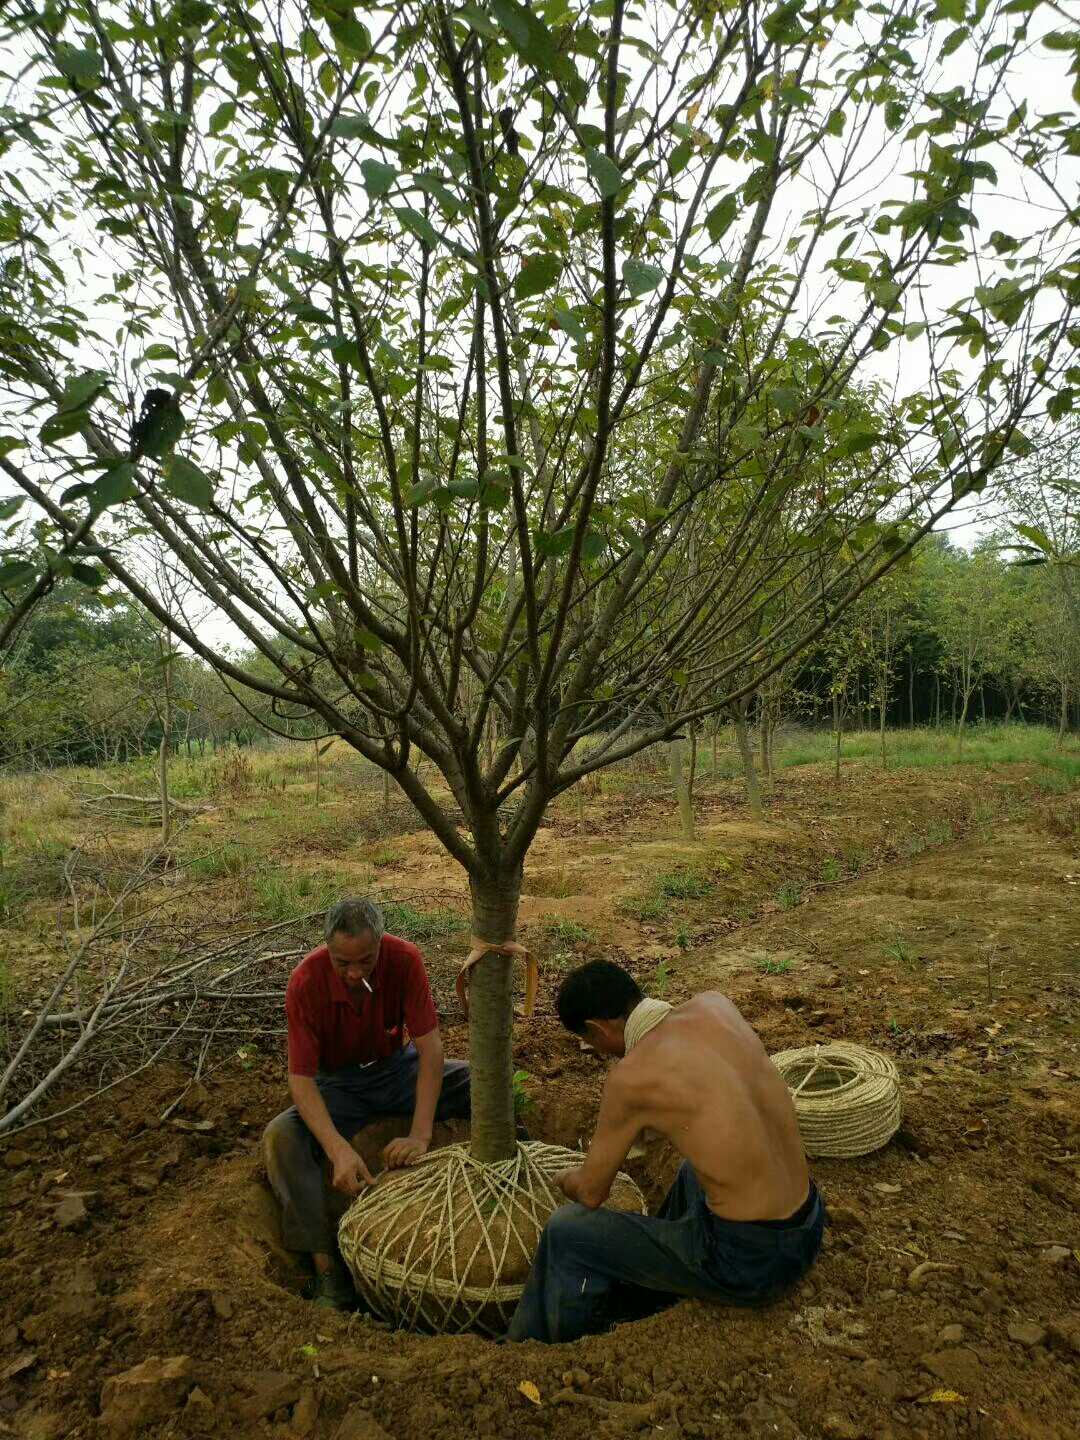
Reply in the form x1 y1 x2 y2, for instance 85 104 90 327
820 858 841 883
755 956 792 976
369 844 406 868
381 901 464 943
618 892 669 923
543 917 593 945
656 868 714 899
252 869 339 923
773 722 1080 776
776 883 802 910
184 842 254 880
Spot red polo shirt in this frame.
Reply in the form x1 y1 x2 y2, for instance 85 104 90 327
285 934 439 1077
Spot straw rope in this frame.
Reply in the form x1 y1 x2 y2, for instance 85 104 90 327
338 1140 645 1336
455 937 538 1019
770 1041 902 1158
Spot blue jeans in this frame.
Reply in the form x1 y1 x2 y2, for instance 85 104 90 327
506 1161 824 1343
263 1044 470 1253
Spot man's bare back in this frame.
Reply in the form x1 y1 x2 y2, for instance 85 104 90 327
608 992 808 1221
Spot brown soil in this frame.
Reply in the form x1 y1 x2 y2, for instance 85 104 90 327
1 765 1078 1440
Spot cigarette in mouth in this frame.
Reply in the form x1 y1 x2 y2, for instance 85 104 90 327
361 977 374 994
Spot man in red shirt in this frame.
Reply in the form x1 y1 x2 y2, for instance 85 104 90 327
264 897 469 1309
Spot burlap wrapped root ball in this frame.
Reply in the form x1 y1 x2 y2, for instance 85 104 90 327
771 1041 902 1159
338 1140 646 1336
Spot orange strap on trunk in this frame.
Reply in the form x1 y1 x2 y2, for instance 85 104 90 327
456 937 538 1019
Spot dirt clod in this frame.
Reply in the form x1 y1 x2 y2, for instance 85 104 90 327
333 1406 394 1440
937 1324 965 1345
99 1355 196 1436
823 1414 865 1440
1006 1321 1047 1348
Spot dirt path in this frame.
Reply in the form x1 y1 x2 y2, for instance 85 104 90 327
1 781 1077 1440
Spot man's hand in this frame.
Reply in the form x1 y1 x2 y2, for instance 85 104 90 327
330 1144 374 1197
382 1135 430 1170
555 1165 588 1204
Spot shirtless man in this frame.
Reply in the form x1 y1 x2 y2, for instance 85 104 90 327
507 959 823 1343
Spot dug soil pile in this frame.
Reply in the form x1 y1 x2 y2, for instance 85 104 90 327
0 779 1077 1440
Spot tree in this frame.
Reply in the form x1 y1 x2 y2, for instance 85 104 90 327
1 0 1077 1167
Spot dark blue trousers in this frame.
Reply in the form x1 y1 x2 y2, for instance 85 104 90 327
507 1161 824 1344
263 1044 470 1253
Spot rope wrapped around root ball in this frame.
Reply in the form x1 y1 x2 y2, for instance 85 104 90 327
338 1140 646 1336
771 1041 902 1158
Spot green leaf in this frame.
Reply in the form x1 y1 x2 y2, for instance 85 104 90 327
762 0 804 43
69 562 105 588
209 101 236 136
836 429 883 457
932 0 966 20
623 259 663 298
55 43 102 86
585 147 624 199
0 559 36 589
361 159 397 197
705 194 738 243
0 496 24 521
328 12 371 57
329 114 373 140
515 252 561 300
770 385 800 416
61 369 110 412
458 4 501 39
534 524 577 558
393 207 440 248
1015 522 1053 555
0 437 25 458
162 454 215 510
669 138 693 177
92 461 137 511
491 0 559 71
1005 428 1034 458
553 307 588 344
406 477 438 507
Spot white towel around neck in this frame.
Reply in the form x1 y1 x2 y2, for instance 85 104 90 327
623 998 673 1053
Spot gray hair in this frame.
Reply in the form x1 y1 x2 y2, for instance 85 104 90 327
324 897 384 945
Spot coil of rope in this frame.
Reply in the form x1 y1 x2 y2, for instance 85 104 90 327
771 1041 902 1158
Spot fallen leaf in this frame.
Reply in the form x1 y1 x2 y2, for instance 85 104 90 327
923 1389 966 1404
0 1354 37 1383
687 102 701 124
171 1118 215 1133
47 1368 71 1381
518 1380 541 1406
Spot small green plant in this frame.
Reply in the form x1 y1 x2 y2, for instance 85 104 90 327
543 917 593 945
652 958 671 998
656 868 713 899
369 844 406 867
235 1044 257 1070
820 858 841 883
888 1019 902 1036
674 921 691 950
882 935 919 967
252 869 339 922
776 883 802 911
925 820 953 845
754 956 791 976
512 1069 534 1119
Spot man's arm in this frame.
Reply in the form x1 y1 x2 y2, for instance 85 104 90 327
289 1073 374 1195
558 1070 641 1209
383 1027 443 1169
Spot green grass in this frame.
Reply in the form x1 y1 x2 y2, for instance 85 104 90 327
755 956 792 976
251 869 340 922
512 1069 534 1119
380 901 464 943
656 868 714 899
882 935 916 966
772 723 1080 778
820 858 841 883
543 917 593 945
777 883 802 910
184 842 254 880
618 891 669 923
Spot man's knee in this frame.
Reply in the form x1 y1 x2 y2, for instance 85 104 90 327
542 1202 599 1253
263 1108 312 1170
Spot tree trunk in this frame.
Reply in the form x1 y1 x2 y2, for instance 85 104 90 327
1058 680 1068 748
467 868 523 1164
159 713 171 850
832 689 843 783
979 684 986 725
908 657 915 728
731 704 763 818
956 690 970 754
879 665 888 767
711 725 718 775
667 737 694 841
758 702 771 784
382 767 390 806
682 726 697 842
314 739 322 808
934 672 940 729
